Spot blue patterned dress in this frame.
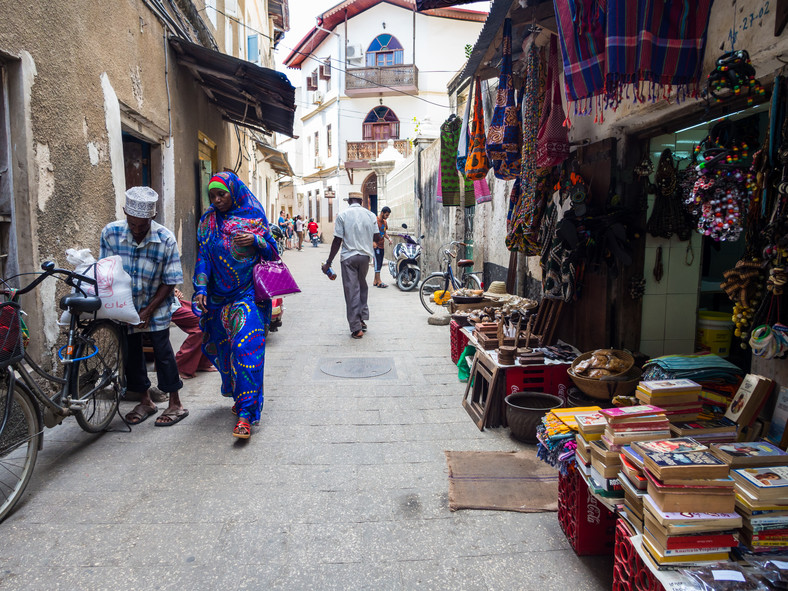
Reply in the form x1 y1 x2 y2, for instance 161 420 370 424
193 172 278 425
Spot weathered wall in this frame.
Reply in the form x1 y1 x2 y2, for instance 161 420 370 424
0 0 240 355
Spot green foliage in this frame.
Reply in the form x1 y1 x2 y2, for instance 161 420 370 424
465 44 473 59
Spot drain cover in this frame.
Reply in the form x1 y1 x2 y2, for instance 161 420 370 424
317 357 395 379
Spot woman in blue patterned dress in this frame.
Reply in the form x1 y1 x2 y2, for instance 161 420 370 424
193 171 278 439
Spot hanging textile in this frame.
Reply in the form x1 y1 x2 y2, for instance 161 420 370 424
486 18 522 180
536 35 570 168
553 0 714 117
440 115 472 207
474 179 491 205
436 167 442 204
456 84 472 173
465 77 490 180
506 40 542 254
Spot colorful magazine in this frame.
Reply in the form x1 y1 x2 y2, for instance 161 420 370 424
638 379 701 393
733 466 788 490
633 438 707 455
600 405 665 420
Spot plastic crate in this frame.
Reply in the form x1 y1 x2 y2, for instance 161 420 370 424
450 320 470 364
558 463 617 556
505 363 572 404
613 518 665 591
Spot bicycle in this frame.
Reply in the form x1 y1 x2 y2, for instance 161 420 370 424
0 261 124 522
419 241 483 314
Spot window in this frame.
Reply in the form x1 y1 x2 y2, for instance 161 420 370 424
225 0 237 16
326 124 332 158
328 198 333 223
314 132 319 157
363 106 400 140
320 58 331 92
365 34 404 67
225 19 233 55
307 69 318 91
205 0 217 27
247 34 259 63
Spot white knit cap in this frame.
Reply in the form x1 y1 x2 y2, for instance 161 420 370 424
124 187 158 218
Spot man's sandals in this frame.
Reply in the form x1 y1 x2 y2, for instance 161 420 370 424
154 407 189 427
233 419 251 439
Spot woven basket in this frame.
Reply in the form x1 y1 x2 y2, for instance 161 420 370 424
567 367 641 400
570 350 634 378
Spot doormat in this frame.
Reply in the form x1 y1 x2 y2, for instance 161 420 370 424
444 449 559 513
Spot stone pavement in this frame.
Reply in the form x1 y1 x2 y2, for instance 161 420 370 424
0 242 613 590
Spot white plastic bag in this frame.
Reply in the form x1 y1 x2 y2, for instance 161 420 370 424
60 250 141 325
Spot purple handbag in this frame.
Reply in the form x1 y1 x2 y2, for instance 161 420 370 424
253 255 301 301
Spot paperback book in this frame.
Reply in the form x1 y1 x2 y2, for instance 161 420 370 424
600 405 666 421
669 418 737 437
638 379 701 394
724 374 774 427
643 495 742 531
632 438 707 455
732 466 788 500
642 451 729 481
709 441 788 467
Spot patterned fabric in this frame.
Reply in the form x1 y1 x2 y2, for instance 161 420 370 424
440 116 472 206
100 220 183 333
537 35 570 168
474 179 491 205
456 87 472 173
553 0 607 103
486 18 521 180
506 40 542 254
465 77 490 180
193 171 277 424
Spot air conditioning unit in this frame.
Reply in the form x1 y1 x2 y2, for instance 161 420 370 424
314 157 325 169
311 91 324 105
346 43 363 64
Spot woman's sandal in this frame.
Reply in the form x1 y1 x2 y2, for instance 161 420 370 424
233 418 251 439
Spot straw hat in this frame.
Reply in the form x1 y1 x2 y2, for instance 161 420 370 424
345 191 363 202
483 281 512 300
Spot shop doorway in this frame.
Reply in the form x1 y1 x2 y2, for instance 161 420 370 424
639 103 770 363
362 172 378 213
122 133 151 189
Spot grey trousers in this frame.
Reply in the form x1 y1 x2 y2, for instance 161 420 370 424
341 254 370 332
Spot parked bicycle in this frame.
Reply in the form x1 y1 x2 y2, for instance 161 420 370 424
419 241 483 314
0 261 124 521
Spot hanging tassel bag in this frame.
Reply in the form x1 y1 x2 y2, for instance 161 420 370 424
465 77 490 181
536 35 570 168
486 18 521 180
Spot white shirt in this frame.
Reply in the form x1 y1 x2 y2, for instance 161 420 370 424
334 203 377 261
295 219 304 232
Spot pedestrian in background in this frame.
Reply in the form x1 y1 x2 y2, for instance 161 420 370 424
193 171 278 439
295 215 305 250
100 187 188 427
373 206 393 288
322 192 380 339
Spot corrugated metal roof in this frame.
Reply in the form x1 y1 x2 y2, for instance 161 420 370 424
169 37 296 137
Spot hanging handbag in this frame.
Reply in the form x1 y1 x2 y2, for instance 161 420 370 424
253 254 301 301
485 18 521 180
465 76 490 180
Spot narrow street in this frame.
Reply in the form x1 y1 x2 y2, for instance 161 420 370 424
1 244 612 590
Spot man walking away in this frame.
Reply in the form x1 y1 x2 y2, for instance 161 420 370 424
100 187 188 427
322 192 380 339
295 215 305 251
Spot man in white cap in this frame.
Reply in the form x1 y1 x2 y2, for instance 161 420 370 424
321 192 380 339
99 187 188 427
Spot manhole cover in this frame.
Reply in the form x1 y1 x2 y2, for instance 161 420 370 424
317 357 395 379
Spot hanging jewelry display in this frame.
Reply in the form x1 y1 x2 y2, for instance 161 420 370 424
706 50 766 105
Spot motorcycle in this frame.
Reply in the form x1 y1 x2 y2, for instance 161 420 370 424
310 232 320 247
388 223 422 291
270 224 286 254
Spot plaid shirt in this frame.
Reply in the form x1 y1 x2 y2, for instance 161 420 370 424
100 220 183 333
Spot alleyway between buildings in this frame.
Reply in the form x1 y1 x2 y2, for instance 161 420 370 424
1 245 612 590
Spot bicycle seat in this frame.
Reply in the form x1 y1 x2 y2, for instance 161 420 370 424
457 259 474 268
59 294 101 313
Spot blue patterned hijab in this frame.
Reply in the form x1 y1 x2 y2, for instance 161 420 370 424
198 171 270 247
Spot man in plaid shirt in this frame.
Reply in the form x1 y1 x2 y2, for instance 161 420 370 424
100 187 188 427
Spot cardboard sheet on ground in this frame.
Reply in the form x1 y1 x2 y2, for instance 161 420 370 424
445 449 559 513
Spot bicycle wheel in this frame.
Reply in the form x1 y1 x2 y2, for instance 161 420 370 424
0 382 41 522
419 272 451 315
462 273 482 292
72 321 122 433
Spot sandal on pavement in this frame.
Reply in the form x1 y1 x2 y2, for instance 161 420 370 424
351 330 364 339
376 283 388 288
154 407 189 427
125 403 158 425
233 419 251 439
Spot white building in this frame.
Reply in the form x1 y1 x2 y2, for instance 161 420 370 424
279 0 486 234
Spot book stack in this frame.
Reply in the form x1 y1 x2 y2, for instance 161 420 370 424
637 442 740 567
599 405 671 451
589 440 624 497
669 417 737 444
636 379 702 423
723 374 775 441
618 446 647 532
730 464 788 553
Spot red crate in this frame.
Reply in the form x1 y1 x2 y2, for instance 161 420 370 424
615 518 636 577
612 565 631 591
504 363 572 404
558 464 617 556
450 321 470 365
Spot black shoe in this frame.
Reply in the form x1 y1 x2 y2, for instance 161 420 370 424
361 321 367 332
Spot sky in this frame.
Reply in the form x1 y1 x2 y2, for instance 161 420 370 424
273 0 491 72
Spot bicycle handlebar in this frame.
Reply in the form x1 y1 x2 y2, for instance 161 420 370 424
11 261 97 297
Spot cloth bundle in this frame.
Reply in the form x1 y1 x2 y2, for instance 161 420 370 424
553 0 714 116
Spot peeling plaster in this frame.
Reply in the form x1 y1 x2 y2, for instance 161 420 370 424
87 142 100 165
39 269 58 346
34 142 54 212
100 73 126 219
130 64 144 109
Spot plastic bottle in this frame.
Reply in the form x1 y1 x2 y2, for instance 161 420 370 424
324 264 337 280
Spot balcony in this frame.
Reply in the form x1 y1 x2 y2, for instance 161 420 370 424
345 65 418 97
346 140 412 162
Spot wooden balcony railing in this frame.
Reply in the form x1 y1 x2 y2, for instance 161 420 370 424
346 140 412 162
345 65 418 96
